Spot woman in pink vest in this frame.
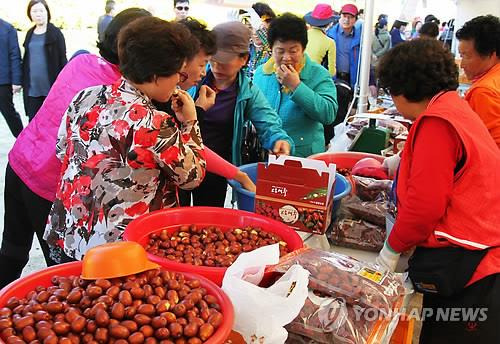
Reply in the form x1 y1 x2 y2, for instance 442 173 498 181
376 39 500 343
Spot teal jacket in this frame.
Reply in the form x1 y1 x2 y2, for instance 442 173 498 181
253 54 338 157
189 69 294 166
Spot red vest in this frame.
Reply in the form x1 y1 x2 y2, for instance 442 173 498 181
398 91 500 284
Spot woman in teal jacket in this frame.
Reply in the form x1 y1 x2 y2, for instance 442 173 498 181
186 21 294 207
254 13 338 157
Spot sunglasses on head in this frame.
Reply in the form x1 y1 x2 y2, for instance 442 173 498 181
176 6 189 11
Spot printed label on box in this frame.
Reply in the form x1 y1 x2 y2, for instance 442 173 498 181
255 155 336 235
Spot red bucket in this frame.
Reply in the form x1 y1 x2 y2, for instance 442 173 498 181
0 262 234 344
309 151 385 169
123 207 304 286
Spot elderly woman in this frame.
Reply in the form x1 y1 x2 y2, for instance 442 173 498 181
376 39 500 343
43 17 206 262
253 13 337 157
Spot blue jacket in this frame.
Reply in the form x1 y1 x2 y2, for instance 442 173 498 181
327 23 362 88
0 19 22 85
189 69 294 166
253 55 338 157
390 28 406 46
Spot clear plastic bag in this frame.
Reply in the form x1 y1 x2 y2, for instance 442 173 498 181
352 176 392 202
285 292 387 344
332 218 386 252
270 248 406 313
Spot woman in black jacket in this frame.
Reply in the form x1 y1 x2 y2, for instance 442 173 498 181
22 0 66 121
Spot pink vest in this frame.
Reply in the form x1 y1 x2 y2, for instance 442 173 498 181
9 54 120 201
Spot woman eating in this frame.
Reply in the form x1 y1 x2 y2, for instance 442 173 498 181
43 17 206 262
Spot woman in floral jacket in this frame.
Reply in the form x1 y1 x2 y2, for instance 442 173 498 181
44 17 206 261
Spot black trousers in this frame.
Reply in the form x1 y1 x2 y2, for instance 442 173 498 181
0 163 56 289
0 85 23 137
179 172 228 207
24 95 46 121
419 273 500 343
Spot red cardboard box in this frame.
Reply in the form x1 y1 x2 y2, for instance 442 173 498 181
255 156 336 235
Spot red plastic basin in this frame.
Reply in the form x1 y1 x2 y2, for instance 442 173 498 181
0 262 234 344
309 151 385 169
123 207 304 286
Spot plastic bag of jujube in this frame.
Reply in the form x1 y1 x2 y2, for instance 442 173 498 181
285 291 390 344
269 248 406 313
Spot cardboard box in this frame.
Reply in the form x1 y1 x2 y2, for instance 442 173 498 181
255 156 336 235
393 133 407 154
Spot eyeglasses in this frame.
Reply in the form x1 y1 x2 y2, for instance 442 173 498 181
176 6 189 11
177 71 188 83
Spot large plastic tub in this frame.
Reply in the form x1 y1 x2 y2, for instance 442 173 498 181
123 207 304 286
228 163 352 215
308 151 385 169
0 261 234 344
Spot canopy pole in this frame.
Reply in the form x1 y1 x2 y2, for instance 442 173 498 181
357 0 375 114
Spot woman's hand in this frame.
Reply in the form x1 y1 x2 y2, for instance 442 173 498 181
276 64 301 91
171 89 197 123
234 170 256 193
195 85 217 111
272 140 291 156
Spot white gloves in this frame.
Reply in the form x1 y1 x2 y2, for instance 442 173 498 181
376 241 400 272
382 152 401 178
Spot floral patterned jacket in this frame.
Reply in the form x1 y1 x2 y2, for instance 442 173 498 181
44 78 206 260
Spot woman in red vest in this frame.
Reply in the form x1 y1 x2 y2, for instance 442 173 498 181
376 39 500 343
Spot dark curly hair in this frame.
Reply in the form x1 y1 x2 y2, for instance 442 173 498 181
178 17 217 56
97 8 152 65
377 39 458 102
268 13 308 49
118 17 199 84
419 22 439 39
456 15 500 57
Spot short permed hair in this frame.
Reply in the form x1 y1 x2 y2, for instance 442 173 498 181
27 0 51 22
419 22 439 39
118 17 199 84
377 39 458 102
178 17 217 56
98 8 152 65
268 13 308 50
456 15 500 57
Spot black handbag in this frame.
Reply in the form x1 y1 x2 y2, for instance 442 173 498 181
240 120 267 165
408 246 488 297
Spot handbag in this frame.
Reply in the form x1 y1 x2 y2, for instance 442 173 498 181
240 120 267 165
408 246 488 297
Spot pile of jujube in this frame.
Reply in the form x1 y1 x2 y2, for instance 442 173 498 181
145 225 290 267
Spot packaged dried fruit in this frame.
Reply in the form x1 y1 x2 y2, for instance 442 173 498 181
352 176 392 202
270 248 405 313
345 200 388 227
331 218 386 252
285 291 396 344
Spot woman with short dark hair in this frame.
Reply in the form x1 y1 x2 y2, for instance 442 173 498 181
253 13 338 157
375 39 500 343
23 0 66 120
42 16 206 262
